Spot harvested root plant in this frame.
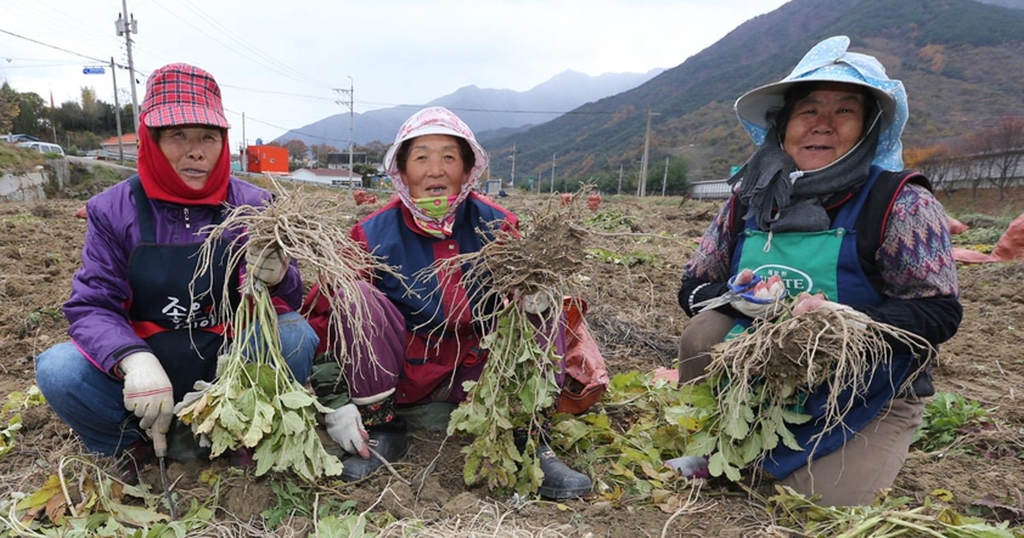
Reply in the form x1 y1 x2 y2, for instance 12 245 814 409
434 192 592 496
176 180 401 481
681 303 932 481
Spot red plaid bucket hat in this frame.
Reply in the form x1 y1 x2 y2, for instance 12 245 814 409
140 63 230 129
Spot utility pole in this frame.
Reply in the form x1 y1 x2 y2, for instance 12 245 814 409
550 152 556 193
509 143 516 189
241 111 246 170
116 0 140 134
110 57 124 163
618 164 623 195
334 78 355 188
661 156 669 196
638 107 659 197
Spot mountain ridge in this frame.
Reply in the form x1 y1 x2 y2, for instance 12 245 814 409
486 0 1024 182
271 68 663 148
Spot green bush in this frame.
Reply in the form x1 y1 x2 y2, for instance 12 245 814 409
911 392 990 453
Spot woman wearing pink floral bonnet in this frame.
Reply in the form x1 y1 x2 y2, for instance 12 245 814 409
303 106 595 499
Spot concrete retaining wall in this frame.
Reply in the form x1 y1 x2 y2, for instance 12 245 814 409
0 159 70 202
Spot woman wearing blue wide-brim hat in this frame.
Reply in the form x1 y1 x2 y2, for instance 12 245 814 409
673 36 962 506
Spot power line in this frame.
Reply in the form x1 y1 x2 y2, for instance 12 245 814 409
224 108 349 144
176 0 335 89
0 26 125 68
148 0 335 92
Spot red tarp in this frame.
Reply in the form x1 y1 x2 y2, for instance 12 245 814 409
954 213 1024 264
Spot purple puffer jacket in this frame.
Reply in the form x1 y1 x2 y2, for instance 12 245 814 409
63 175 303 376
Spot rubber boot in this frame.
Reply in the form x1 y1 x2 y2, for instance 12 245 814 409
340 419 409 482
536 443 593 500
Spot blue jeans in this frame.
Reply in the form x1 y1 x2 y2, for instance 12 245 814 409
35 311 318 456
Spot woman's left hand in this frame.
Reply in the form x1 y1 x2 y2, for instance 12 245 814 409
792 292 869 329
245 243 290 286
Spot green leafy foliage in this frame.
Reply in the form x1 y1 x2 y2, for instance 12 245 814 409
0 385 45 460
448 304 562 497
176 282 342 482
584 209 641 232
586 247 661 268
912 392 991 453
551 371 696 498
0 459 216 536
673 375 810 481
262 479 357 528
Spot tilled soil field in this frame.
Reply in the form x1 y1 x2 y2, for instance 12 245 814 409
0 183 1022 537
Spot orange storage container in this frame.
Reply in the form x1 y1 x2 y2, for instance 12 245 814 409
246 145 289 173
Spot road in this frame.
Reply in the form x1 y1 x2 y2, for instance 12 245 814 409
67 155 137 174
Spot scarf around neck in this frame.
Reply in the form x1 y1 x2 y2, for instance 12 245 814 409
137 122 230 206
729 112 882 233
411 195 458 238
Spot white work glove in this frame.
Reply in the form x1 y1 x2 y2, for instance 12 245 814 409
324 403 370 458
245 242 290 286
121 351 174 435
792 292 869 330
729 270 787 319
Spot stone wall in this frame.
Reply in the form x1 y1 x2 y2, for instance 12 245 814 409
0 159 70 202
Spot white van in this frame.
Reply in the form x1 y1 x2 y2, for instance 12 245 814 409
17 141 65 157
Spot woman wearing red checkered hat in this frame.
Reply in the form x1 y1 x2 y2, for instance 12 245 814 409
34 63 318 484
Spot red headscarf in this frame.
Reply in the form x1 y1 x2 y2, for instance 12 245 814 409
136 122 230 205
136 63 232 205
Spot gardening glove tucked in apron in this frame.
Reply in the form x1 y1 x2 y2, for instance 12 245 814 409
121 351 174 435
245 243 290 286
325 403 370 458
729 269 787 319
792 292 869 330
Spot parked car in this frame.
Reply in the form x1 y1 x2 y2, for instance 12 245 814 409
17 141 65 157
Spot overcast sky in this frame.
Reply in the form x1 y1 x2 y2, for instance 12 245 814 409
2 0 788 144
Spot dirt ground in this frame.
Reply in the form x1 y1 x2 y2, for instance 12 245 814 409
0 184 1022 536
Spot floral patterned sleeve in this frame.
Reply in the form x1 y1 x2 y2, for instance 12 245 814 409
876 183 960 299
682 200 735 283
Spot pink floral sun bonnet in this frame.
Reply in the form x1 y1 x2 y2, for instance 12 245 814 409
383 107 489 236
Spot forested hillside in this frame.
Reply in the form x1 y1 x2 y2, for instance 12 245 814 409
489 0 1024 184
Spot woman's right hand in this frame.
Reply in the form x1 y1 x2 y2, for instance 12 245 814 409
120 352 174 435
729 270 787 319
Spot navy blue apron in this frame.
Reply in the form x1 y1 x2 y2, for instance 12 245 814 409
126 177 239 402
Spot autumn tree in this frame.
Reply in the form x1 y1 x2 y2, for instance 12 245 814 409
309 143 339 166
976 116 1024 200
906 143 959 198
12 92 47 138
283 139 309 162
0 82 20 134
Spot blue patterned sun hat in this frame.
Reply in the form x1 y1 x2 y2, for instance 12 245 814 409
734 36 908 170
